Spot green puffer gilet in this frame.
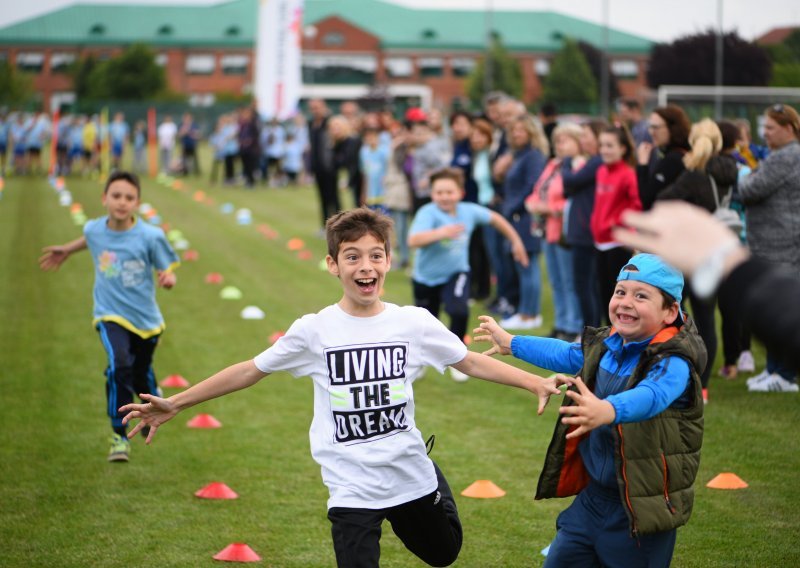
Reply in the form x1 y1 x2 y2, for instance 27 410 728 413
535 320 706 536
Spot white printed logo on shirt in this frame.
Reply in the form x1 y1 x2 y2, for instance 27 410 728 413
324 342 410 444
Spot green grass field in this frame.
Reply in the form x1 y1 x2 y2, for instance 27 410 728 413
1 167 798 567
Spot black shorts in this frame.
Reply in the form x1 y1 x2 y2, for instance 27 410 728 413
327 461 462 568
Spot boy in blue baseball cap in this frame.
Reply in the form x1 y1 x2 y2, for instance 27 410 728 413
474 253 706 568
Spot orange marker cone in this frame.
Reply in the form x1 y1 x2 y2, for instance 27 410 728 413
297 249 313 260
463 335 473 345
195 482 239 499
183 250 200 261
193 190 206 202
461 480 506 498
161 374 190 388
187 414 222 429
287 238 305 251
269 331 285 344
205 272 224 284
213 543 261 562
706 472 748 489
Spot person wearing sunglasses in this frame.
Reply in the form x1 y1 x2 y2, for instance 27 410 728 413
736 103 800 393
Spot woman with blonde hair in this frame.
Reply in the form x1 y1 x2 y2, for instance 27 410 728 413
657 118 738 402
498 115 548 330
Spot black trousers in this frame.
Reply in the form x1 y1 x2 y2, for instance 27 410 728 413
315 170 341 227
413 272 471 342
685 286 717 387
96 321 160 432
572 244 603 328
327 461 462 568
596 247 632 325
469 226 491 300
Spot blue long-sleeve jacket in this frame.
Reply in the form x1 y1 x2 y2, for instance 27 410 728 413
511 332 691 488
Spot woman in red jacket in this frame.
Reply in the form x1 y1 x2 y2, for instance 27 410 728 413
591 125 642 314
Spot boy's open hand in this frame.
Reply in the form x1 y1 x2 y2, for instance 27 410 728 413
157 270 177 289
473 315 514 356
120 393 179 444
534 374 562 415
558 377 616 439
39 246 70 271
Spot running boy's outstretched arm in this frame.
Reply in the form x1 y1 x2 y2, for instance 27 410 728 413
120 360 268 444
451 352 560 415
39 236 87 271
488 211 529 267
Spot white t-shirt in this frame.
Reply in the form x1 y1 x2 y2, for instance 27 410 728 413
253 302 468 510
157 122 177 149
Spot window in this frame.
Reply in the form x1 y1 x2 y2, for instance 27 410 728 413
384 57 413 78
611 59 639 78
302 54 376 84
89 23 105 36
189 93 215 107
322 32 345 47
534 59 550 76
186 54 215 75
158 24 174 37
221 54 249 75
155 53 168 67
451 57 475 78
50 52 76 73
16 52 44 73
225 25 240 37
418 57 443 78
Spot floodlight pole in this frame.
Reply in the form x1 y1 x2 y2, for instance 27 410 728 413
714 0 724 119
484 0 493 96
600 0 610 119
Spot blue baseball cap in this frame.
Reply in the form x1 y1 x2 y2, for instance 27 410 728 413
617 253 684 319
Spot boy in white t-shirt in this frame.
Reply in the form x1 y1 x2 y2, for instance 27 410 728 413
120 207 559 567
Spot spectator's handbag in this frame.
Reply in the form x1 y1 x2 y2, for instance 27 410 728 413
709 175 744 235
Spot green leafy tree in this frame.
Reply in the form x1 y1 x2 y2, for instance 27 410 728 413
69 54 100 99
102 44 166 100
0 61 34 106
542 39 597 104
765 30 800 87
466 34 523 107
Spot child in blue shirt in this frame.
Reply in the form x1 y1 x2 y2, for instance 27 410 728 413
409 167 529 381
359 127 389 212
474 253 706 568
39 171 180 463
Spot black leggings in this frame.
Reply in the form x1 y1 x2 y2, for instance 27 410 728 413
327 461 462 568
413 272 471 343
685 286 717 388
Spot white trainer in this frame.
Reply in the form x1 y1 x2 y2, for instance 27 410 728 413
449 366 470 382
746 370 769 387
500 314 542 330
737 350 755 372
748 373 799 393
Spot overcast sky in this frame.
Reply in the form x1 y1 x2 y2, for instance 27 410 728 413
1 0 798 43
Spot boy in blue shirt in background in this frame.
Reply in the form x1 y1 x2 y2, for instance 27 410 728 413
409 167 528 382
359 127 389 212
475 253 706 567
39 171 180 462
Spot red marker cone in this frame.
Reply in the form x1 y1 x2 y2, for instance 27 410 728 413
187 414 222 429
195 482 239 499
269 331 285 344
205 272 224 284
461 480 506 498
213 542 261 562
297 249 313 260
161 374 190 388
183 249 200 261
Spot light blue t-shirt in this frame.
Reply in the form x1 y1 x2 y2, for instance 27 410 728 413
360 144 389 204
410 201 492 286
84 217 180 338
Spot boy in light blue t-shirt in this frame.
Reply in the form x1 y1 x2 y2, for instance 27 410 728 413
408 167 529 381
40 171 180 462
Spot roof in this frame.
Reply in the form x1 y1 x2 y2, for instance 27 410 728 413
0 0 652 53
756 26 800 45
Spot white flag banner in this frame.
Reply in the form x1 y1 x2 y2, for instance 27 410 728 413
254 0 304 120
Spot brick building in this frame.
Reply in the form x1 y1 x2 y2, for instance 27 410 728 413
0 0 653 112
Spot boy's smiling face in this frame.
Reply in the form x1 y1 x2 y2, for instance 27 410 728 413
327 233 391 317
608 280 678 344
430 178 463 215
102 179 139 229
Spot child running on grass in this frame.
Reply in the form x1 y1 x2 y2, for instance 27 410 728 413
408 167 528 382
39 171 179 462
475 253 706 568
119 207 559 568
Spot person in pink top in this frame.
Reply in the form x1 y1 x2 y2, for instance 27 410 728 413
591 125 642 317
526 122 584 340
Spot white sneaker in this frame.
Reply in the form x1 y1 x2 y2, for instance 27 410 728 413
737 350 755 372
500 314 542 330
746 370 769 387
449 366 469 382
748 373 799 393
